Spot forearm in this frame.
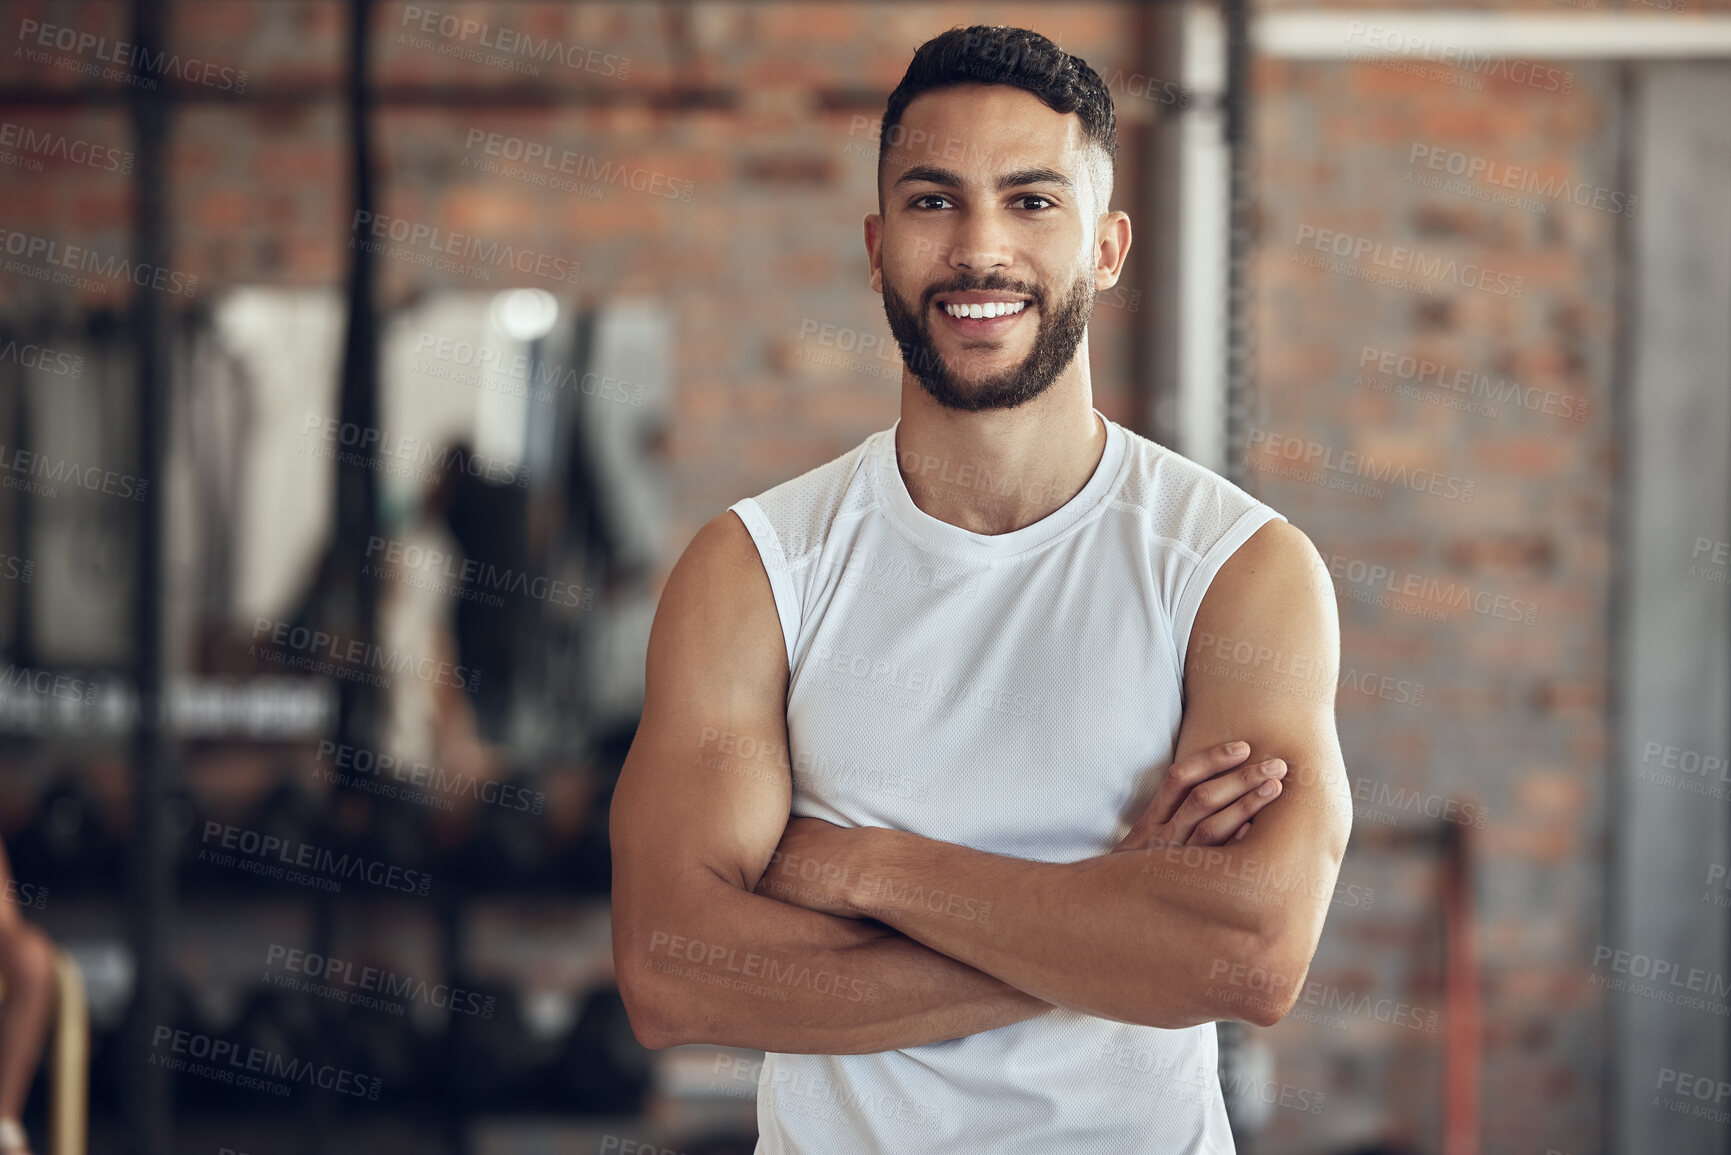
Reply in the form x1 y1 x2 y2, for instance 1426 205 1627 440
837 832 1270 1027
615 873 1053 1055
0 920 56 1119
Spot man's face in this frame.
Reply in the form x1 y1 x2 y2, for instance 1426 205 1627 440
870 83 1107 412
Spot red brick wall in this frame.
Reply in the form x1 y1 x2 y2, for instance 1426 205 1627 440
1247 40 1618 1155
0 2 1625 1150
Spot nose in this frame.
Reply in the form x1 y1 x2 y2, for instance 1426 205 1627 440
945 207 1012 276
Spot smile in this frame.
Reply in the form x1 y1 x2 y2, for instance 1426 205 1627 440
940 300 1027 320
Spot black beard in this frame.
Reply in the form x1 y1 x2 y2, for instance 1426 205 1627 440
881 268 1093 412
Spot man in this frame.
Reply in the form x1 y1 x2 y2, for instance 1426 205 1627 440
611 24 1350 1154
0 837 54 1155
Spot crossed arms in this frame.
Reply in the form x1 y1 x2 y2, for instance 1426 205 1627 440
609 511 1351 1054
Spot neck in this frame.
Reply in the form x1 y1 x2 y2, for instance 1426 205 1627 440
893 368 1106 536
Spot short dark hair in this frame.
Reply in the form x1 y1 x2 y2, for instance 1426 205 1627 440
878 26 1118 211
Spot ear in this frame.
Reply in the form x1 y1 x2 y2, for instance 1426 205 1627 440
1094 209 1132 291
865 212 885 294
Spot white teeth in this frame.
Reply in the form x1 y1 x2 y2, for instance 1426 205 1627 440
944 300 1026 319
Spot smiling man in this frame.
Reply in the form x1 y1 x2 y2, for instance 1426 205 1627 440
610 25 1351 1154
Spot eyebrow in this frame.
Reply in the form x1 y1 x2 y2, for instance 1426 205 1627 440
891 164 1075 193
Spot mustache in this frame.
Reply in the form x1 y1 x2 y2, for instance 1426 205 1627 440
922 275 1045 311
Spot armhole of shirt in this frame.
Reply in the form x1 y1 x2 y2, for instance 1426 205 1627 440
1172 504 1286 670
728 498 802 673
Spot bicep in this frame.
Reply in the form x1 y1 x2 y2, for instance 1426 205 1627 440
1173 519 1351 871
610 511 795 912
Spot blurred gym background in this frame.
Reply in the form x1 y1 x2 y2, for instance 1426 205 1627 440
0 1 1728 1153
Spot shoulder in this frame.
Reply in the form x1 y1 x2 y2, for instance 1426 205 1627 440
735 429 885 566
1112 425 1276 559
662 509 776 629
1195 519 1338 669
647 510 788 709
1216 519 1329 591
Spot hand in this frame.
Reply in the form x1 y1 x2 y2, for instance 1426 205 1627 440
752 816 869 918
1114 740 1286 854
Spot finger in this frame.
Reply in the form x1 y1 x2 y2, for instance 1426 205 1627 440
1169 758 1285 844
1189 779 1284 846
1138 740 1254 829
1177 757 1286 825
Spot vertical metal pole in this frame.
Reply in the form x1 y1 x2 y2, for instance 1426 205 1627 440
334 0 380 751
1218 0 1255 1144
1131 0 1188 448
309 0 380 1150
122 0 172 1152
1605 57 1636 1155
1222 0 1253 488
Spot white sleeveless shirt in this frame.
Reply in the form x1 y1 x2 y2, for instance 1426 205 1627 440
729 408 1282 1155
